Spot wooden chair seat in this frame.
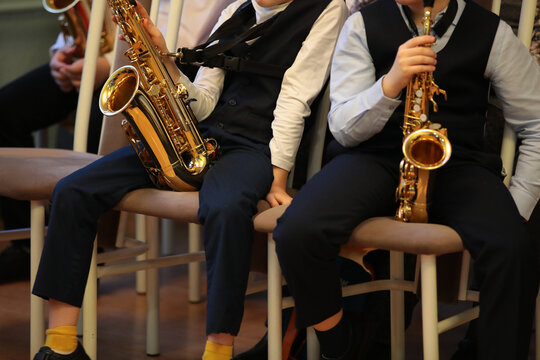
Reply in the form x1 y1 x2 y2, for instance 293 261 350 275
115 188 271 225
0 148 100 201
252 205 464 256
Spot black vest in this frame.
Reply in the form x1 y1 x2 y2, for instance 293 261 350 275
360 0 500 165
203 0 331 144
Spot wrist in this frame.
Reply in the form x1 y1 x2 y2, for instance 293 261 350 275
381 75 401 99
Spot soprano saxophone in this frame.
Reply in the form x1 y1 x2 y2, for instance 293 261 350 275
395 0 451 222
99 0 219 191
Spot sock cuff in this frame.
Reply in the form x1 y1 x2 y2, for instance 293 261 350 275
46 325 77 336
205 341 233 356
45 326 78 354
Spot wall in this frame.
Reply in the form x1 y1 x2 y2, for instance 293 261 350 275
0 0 59 87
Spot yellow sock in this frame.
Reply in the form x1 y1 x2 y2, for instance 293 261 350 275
44 325 78 354
202 340 233 360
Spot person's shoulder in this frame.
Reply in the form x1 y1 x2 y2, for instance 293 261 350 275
219 0 250 19
462 0 500 21
324 0 350 18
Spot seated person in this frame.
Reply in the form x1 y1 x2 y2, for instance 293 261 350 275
0 10 114 283
0 0 235 284
30 0 347 359
273 0 540 359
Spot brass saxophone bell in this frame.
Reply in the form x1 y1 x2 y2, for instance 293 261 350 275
402 128 452 170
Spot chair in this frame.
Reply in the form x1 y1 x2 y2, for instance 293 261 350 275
253 0 540 359
0 0 195 358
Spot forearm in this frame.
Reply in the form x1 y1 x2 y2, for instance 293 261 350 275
328 13 401 148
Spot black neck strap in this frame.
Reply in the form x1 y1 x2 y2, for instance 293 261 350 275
403 0 458 37
175 1 287 78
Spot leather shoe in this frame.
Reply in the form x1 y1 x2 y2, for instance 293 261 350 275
33 342 90 360
232 333 268 360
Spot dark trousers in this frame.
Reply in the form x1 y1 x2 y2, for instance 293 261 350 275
274 145 538 360
32 125 273 336
0 63 103 232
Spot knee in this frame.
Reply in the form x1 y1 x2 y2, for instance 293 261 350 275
478 228 537 274
52 172 90 207
201 196 253 226
274 210 318 268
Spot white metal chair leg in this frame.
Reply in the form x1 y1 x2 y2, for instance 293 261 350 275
306 327 320 360
30 200 46 359
160 219 175 255
267 235 282 360
421 254 439 360
390 251 405 360
135 214 147 294
82 242 98 360
188 223 203 303
145 216 160 355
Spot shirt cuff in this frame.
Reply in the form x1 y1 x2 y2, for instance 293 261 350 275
509 185 538 221
270 154 294 173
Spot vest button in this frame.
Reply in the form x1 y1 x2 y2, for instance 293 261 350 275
217 122 224 128
228 98 237 106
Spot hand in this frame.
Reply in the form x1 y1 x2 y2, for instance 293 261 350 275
266 166 293 207
112 1 179 80
50 46 75 93
382 35 437 98
63 56 110 91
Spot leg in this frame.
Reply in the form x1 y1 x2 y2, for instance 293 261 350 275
32 145 153 308
198 141 274 339
274 150 400 328
0 63 79 148
430 163 539 360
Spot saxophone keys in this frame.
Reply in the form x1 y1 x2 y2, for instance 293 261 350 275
176 84 188 99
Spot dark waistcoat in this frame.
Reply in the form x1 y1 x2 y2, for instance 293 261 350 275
360 0 500 165
203 0 331 144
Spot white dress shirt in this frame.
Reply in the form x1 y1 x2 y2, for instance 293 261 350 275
328 0 540 219
177 0 348 172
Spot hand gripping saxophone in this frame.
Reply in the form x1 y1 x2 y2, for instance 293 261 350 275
43 0 113 58
395 0 451 222
100 0 219 191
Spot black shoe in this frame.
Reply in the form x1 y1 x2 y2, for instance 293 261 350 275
0 244 30 283
450 338 477 360
233 333 268 360
320 312 368 360
33 342 90 360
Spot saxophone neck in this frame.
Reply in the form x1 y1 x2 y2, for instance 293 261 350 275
423 7 433 36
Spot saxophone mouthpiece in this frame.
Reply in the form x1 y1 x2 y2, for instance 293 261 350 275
423 0 435 7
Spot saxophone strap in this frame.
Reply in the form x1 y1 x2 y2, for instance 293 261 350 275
403 0 458 37
175 1 287 78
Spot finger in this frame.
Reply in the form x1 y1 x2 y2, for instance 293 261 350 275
269 198 280 207
279 196 293 206
403 46 437 58
135 1 150 19
52 69 69 81
407 64 437 75
403 35 436 49
403 55 437 67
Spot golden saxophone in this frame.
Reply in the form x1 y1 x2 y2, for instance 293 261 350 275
43 0 113 58
395 0 451 222
99 0 219 191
